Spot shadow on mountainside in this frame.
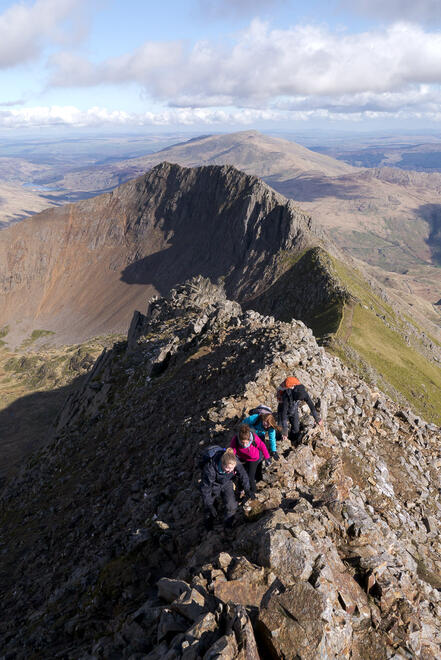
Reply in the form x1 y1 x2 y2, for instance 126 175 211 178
120 162 298 295
264 173 362 202
0 319 282 650
119 206 289 296
120 245 221 295
0 377 82 489
415 203 441 266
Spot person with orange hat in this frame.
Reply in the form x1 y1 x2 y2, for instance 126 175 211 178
277 377 322 445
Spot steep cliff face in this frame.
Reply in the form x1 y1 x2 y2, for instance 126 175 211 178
0 162 320 345
1 278 440 658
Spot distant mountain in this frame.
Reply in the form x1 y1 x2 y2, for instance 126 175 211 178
0 162 321 346
53 129 355 192
0 181 64 227
47 131 441 307
2 131 441 312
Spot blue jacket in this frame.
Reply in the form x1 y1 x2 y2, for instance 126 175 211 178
242 414 277 452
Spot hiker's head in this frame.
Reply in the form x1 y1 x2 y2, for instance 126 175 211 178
221 448 237 473
260 413 280 432
285 376 300 389
238 424 252 447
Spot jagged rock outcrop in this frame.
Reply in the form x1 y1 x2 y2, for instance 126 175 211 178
0 162 321 346
1 278 441 658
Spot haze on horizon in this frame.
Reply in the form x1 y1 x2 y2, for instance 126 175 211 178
1 0 441 135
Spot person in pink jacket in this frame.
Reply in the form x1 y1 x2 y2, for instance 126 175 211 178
230 424 271 497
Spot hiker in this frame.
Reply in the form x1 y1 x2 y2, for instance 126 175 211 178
243 404 281 460
277 376 322 445
230 424 271 497
200 446 251 531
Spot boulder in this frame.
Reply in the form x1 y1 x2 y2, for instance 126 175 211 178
171 588 209 622
258 581 328 659
203 633 238 660
214 579 266 608
158 578 191 603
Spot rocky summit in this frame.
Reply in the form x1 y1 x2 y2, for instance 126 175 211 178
0 161 319 347
1 277 441 658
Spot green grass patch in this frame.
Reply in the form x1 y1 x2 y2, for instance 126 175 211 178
304 300 343 338
252 246 440 422
0 325 9 339
331 256 395 320
339 304 441 424
19 329 56 350
30 329 56 341
325 257 441 423
427 331 441 349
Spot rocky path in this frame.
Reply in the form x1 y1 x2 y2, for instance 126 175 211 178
1 277 440 658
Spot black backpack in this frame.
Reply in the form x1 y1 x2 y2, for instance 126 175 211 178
198 445 225 469
248 403 273 416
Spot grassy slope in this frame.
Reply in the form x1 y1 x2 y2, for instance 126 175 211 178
328 258 441 424
0 331 123 480
248 247 346 339
251 245 441 424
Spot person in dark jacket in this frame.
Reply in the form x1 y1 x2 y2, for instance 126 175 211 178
277 377 322 445
231 424 271 496
200 447 250 530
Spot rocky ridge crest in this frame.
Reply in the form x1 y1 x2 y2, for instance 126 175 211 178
1 278 441 658
0 162 320 346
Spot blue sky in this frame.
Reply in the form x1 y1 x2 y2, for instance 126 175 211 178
1 0 441 132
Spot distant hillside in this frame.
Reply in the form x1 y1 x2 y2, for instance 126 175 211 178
2 130 441 312
45 130 441 307
0 181 64 227
51 129 355 192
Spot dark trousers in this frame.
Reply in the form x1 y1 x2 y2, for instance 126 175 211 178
207 480 237 520
245 459 263 494
278 402 301 443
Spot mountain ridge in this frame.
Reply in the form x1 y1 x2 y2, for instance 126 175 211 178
1 161 440 431
0 161 322 346
1 278 440 657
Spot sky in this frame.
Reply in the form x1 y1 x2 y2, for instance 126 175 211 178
1 0 441 133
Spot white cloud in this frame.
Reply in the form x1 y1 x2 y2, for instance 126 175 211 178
340 0 441 23
49 41 183 87
4 102 441 130
0 0 88 69
47 20 441 120
0 105 283 128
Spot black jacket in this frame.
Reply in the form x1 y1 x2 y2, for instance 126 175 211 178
200 450 250 511
280 384 320 435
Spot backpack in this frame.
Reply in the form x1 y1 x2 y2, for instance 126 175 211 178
199 445 225 469
248 403 273 416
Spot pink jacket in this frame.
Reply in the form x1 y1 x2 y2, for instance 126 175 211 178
230 431 270 462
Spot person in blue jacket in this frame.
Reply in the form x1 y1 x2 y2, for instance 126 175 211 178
242 405 282 460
